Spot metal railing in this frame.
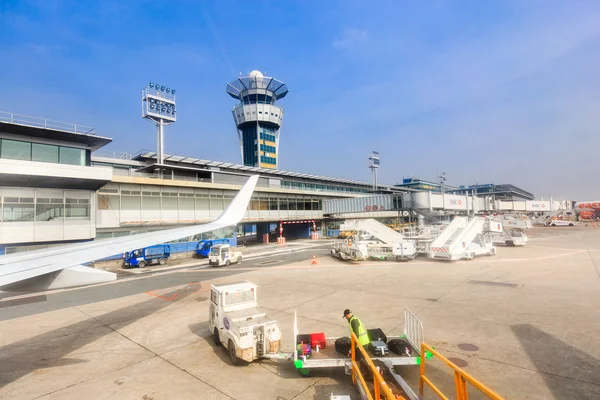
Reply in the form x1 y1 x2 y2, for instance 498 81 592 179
419 343 504 400
0 111 97 135
93 151 134 160
351 332 401 400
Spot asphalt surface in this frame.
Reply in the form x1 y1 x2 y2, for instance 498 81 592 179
0 244 330 321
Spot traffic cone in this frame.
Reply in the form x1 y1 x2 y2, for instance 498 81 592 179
311 255 317 265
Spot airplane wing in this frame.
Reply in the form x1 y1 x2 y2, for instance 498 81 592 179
0 175 259 290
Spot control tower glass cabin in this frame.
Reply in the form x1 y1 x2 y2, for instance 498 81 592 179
226 70 288 169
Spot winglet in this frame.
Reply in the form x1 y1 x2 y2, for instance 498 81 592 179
216 175 259 226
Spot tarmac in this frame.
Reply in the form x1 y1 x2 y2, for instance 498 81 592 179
1 226 600 399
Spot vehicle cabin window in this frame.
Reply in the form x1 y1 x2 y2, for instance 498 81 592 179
211 289 218 305
223 247 229 254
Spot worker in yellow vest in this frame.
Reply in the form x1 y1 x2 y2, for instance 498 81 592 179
344 309 370 359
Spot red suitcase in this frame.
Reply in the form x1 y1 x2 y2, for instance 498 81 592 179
311 332 326 349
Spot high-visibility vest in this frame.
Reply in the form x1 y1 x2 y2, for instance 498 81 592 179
349 316 370 346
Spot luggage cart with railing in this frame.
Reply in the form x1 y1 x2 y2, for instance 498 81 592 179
292 309 430 377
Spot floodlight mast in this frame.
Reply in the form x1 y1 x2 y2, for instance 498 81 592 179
141 83 177 172
368 151 380 191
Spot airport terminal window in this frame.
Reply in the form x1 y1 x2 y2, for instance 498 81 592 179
65 199 90 218
304 200 312 210
2 197 34 222
269 198 278 210
35 198 64 221
32 143 59 163
59 146 85 166
1 139 31 161
0 139 87 166
288 198 297 210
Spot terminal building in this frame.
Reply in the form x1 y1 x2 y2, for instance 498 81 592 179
0 112 404 254
0 109 554 256
396 178 534 201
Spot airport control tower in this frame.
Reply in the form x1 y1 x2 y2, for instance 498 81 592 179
226 70 288 169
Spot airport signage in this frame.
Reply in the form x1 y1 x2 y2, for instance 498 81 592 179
443 195 468 210
525 201 550 211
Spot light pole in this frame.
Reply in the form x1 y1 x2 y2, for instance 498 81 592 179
438 172 447 193
368 151 380 191
142 82 177 176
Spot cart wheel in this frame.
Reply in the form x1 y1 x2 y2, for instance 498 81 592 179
138 261 146 268
228 341 238 366
299 367 311 377
226 260 231 266
159 258 166 265
213 328 221 346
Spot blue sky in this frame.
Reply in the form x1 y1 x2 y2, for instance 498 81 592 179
1 1 599 199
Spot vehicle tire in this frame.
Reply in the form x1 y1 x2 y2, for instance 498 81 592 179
551 224 556 227
159 258 166 265
228 341 238 366
237 256 242 264
299 367 311 377
569 223 574 226
138 261 146 268
226 260 231 267
213 328 221 346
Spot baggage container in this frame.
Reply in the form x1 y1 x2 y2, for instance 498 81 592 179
388 338 412 356
297 334 311 345
367 328 387 343
335 336 352 355
311 332 326 349
370 340 389 356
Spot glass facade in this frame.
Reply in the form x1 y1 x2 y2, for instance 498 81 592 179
240 124 278 168
0 139 88 166
32 143 59 163
280 180 369 193
0 193 90 222
241 126 258 166
97 184 323 215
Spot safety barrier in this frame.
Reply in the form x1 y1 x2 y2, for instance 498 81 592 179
351 332 401 400
419 343 504 400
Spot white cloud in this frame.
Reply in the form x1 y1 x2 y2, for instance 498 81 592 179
333 28 368 50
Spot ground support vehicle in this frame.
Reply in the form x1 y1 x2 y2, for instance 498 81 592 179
368 241 417 261
491 215 532 246
196 238 230 257
209 281 284 365
546 220 576 227
334 219 418 261
124 244 170 268
292 309 427 377
330 237 375 261
429 217 499 261
208 244 242 267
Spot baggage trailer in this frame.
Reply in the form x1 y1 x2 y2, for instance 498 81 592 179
292 309 428 376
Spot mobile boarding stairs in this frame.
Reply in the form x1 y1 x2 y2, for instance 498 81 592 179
429 216 502 261
333 219 417 261
491 215 532 247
